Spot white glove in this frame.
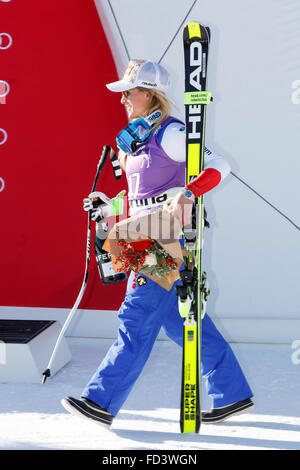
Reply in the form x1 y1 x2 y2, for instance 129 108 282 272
83 198 94 211
83 191 112 210
83 190 126 221
91 207 104 222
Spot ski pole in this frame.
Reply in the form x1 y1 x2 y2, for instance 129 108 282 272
42 145 111 384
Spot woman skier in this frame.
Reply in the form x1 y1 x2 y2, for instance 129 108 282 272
61 60 253 427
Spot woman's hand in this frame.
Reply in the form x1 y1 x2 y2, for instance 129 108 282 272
167 191 194 227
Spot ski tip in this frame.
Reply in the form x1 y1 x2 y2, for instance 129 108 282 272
183 22 210 43
42 368 51 384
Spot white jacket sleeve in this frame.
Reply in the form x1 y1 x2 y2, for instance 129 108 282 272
160 121 231 181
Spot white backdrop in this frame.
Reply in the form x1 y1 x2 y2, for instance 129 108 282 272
94 0 300 343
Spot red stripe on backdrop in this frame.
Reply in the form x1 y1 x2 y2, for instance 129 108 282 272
0 0 128 310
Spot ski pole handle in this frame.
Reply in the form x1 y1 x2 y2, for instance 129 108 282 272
92 145 111 192
89 145 111 221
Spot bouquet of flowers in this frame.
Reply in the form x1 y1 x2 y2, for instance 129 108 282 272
102 208 186 290
115 238 177 288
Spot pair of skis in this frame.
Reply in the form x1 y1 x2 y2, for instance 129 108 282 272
177 22 211 434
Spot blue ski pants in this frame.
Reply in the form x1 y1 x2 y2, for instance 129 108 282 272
82 271 253 417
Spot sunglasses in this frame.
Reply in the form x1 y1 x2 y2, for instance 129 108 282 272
122 90 131 99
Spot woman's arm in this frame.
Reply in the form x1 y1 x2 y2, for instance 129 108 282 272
159 121 231 197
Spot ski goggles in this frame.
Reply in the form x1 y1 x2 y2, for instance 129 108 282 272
116 109 162 154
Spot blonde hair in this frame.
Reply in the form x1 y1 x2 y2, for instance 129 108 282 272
118 87 172 169
141 87 171 130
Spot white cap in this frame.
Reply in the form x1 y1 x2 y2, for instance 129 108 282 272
106 59 170 93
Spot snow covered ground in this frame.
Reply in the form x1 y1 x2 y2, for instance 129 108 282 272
1 337 300 451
